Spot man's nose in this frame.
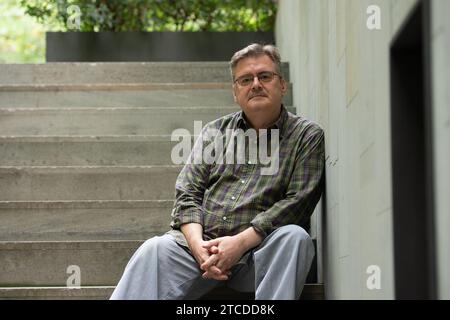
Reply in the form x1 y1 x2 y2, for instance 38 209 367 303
251 76 262 89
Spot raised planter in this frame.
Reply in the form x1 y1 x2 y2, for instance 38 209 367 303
46 31 275 62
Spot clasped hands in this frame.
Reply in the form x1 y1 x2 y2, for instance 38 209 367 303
192 236 244 281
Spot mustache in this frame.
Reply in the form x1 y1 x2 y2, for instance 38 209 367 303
248 92 268 99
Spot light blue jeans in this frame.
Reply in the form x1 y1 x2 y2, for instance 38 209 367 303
110 224 315 300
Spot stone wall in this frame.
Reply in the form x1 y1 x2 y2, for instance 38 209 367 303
276 0 427 299
431 0 450 300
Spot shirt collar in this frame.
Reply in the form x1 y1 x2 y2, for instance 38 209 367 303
236 104 288 139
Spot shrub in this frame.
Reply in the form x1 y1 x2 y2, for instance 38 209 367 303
21 0 277 32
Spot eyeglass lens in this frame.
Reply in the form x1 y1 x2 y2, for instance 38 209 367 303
236 72 277 86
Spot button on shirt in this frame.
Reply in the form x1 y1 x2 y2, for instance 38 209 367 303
168 105 325 248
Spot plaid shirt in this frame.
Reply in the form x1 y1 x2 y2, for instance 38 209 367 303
168 105 325 248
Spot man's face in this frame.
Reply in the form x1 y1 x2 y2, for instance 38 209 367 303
232 54 287 115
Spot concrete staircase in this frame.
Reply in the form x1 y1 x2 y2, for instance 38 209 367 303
0 62 322 300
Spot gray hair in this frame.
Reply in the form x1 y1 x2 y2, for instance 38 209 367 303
229 43 282 80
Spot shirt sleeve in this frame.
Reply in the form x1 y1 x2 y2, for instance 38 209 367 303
170 126 211 230
250 125 325 238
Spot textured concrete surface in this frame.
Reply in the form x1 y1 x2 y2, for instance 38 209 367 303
432 0 450 299
0 136 182 166
275 0 426 299
0 240 142 286
0 84 293 109
277 0 450 300
0 62 290 85
0 286 115 300
0 200 173 241
0 284 323 300
0 166 181 201
0 56 310 298
0 107 236 136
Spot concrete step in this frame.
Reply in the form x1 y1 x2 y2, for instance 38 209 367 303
0 240 142 286
0 107 237 136
0 238 322 293
0 83 293 109
0 284 323 300
0 62 290 85
0 136 182 166
0 200 173 241
0 166 181 201
0 286 114 300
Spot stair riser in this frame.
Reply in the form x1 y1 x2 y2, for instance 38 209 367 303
0 89 293 109
0 90 232 108
0 167 180 201
0 109 231 136
0 240 319 288
0 205 172 241
0 140 181 166
0 241 143 286
0 284 322 300
0 63 290 84
0 287 114 300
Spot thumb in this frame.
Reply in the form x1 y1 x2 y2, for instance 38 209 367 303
209 245 219 254
202 239 220 248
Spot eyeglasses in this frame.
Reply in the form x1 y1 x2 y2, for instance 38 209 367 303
233 71 281 87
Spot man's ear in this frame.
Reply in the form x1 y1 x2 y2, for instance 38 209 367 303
280 78 287 96
232 85 238 103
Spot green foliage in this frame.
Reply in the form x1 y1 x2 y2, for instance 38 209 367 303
0 0 45 63
20 0 277 32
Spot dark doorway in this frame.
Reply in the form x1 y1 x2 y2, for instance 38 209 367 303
390 0 436 299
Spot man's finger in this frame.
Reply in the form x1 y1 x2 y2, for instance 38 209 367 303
209 265 223 275
202 239 220 249
202 270 228 281
201 254 219 270
208 245 219 254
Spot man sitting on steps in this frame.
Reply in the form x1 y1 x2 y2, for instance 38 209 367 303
110 43 325 300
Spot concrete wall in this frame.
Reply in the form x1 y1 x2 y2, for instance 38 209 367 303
431 0 450 300
275 0 425 299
